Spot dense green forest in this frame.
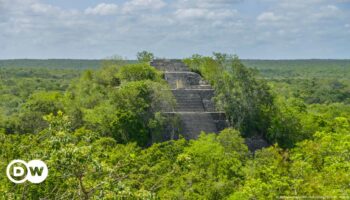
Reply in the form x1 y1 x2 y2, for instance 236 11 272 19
0 59 102 69
0 55 349 199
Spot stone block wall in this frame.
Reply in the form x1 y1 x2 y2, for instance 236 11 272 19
151 59 228 140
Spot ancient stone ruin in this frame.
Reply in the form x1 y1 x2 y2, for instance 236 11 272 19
151 59 227 139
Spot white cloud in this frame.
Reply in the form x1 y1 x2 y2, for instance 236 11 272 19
324 5 339 12
319 4 341 16
85 3 118 15
257 12 280 21
31 3 60 14
175 0 242 9
175 8 206 19
175 8 237 20
1 0 350 59
123 0 166 13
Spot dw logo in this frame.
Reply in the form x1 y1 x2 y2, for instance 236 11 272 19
6 160 48 184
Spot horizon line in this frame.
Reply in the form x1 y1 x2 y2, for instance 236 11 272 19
1 58 350 61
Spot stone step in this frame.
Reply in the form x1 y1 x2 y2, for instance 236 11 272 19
151 59 228 140
171 89 217 112
164 72 201 89
151 59 190 72
202 100 216 112
173 91 205 111
178 113 218 139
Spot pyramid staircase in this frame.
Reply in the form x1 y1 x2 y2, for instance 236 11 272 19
151 59 227 139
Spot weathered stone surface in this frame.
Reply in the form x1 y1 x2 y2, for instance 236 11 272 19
151 59 190 72
178 112 217 139
161 112 227 140
173 89 216 111
210 112 227 131
164 72 201 89
172 90 205 112
152 59 269 151
151 59 228 139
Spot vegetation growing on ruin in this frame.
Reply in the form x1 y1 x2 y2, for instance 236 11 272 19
0 54 349 199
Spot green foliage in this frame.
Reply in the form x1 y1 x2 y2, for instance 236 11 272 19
288 125 350 196
230 118 350 198
5 91 64 134
270 79 350 104
243 60 350 104
65 62 175 146
0 112 145 199
163 131 247 199
268 95 350 148
137 51 155 63
268 96 307 148
230 146 290 199
0 59 102 69
2 117 349 199
184 54 274 137
0 66 81 134
0 124 250 199
117 63 163 83
1 57 350 199
185 54 350 149
87 80 172 146
242 59 350 80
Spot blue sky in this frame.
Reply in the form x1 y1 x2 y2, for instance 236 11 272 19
0 0 349 59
